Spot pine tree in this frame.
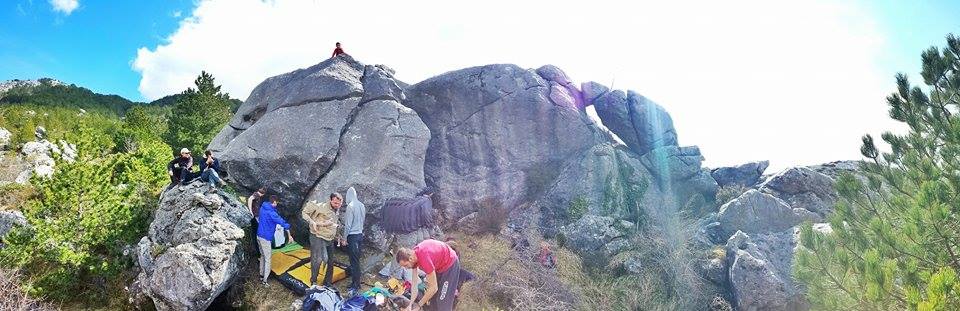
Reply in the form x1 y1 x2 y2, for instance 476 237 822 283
795 34 960 310
163 71 232 155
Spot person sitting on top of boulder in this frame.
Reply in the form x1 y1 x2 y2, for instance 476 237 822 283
331 42 347 58
199 150 227 188
256 195 294 286
167 148 197 185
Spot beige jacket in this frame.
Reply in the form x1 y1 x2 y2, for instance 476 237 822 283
301 200 339 241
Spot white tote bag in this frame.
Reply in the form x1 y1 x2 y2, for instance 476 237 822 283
273 224 286 247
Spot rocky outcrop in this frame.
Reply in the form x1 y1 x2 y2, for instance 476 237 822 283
132 182 252 311
711 161 769 188
725 230 808 311
0 128 10 150
0 210 27 242
594 89 678 155
15 130 75 184
717 190 817 238
561 214 632 256
759 167 837 218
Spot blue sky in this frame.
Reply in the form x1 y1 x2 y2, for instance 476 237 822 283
1 0 194 101
0 0 958 169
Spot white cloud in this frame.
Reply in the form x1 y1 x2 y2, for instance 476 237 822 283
134 0 898 171
48 0 78 15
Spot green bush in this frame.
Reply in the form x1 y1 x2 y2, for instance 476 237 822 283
794 34 960 310
0 119 170 302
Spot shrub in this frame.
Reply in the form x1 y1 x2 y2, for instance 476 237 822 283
0 119 169 302
794 34 960 310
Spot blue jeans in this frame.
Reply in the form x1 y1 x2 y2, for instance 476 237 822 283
201 168 223 187
347 234 363 290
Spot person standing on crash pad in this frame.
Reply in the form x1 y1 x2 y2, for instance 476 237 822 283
340 187 366 296
302 192 343 286
257 195 293 285
331 42 347 58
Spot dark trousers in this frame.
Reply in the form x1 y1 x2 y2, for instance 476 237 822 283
250 218 260 257
426 258 461 311
346 233 363 290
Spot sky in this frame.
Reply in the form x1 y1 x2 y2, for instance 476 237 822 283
1 0 958 171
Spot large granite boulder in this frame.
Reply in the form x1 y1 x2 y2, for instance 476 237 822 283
594 89 678 155
304 65 431 219
759 167 837 218
711 161 769 188
211 58 431 244
717 189 817 238
209 56 365 209
403 64 601 223
132 182 252 311
725 230 808 311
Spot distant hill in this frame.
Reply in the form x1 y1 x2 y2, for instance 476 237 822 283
0 78 136 115
0 78 243 114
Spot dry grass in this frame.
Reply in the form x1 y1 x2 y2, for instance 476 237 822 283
232 257 298 311
0 182 34 211
0 268 58 311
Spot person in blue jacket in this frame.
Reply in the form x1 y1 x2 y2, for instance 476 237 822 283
257 195 293 285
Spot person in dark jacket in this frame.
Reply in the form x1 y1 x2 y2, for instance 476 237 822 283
200 150 227 188
257 195 293 285
167 148 196 185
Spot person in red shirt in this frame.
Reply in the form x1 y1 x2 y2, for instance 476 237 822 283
331 42 347 58
396 239 461 311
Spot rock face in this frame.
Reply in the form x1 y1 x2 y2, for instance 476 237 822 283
759 167 837 219
711 161 769 188
725 230 808 311
403 64 601 223
132 182 252 311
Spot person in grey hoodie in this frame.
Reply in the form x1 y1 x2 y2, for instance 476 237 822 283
340 186 366 295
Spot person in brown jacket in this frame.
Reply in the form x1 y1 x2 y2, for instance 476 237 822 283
302 192 343 286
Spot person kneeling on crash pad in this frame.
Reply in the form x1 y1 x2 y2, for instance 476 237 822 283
396 239 462 311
